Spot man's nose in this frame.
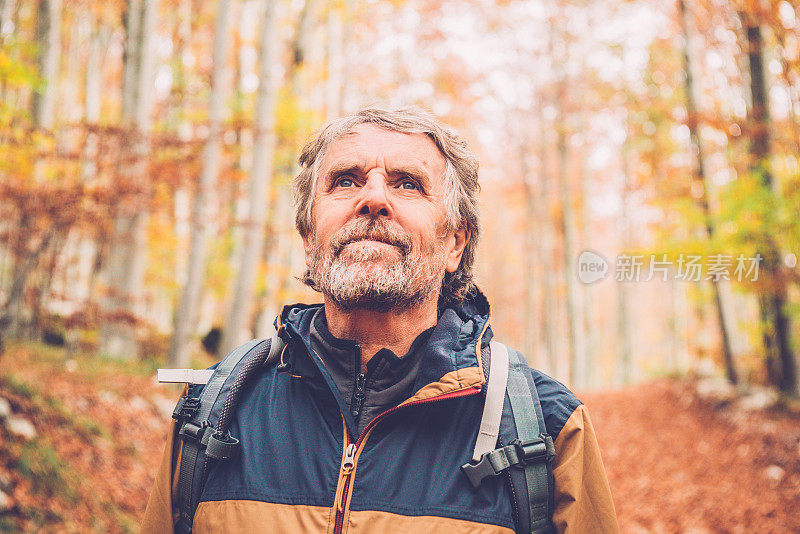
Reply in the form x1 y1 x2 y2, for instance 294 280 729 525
355 174 393 218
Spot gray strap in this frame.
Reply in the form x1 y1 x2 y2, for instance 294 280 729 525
507 348 553 534
176 338 262 533
473 340 510 461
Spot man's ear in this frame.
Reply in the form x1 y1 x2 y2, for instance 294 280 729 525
302 233 314 266
445 226 470 273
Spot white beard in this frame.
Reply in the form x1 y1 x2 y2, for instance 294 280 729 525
308 220 447 312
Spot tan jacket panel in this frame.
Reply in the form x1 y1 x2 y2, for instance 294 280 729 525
347 509 514 534
551 404 619 533
141 409 182 533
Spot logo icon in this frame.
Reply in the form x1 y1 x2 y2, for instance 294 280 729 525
577 250 609 284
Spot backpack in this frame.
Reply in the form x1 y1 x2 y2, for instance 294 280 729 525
159 335 555 534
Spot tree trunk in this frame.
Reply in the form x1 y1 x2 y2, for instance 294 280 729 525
32 0 60 130
85 21 109 125
3 226 58 338
290 0 316 98
4 0 65 336
617 143 633 386
4 0 60 339
251 0 316 339
519 139 542 369
325 6 344 121
0 0 9 43
255 185 294 338
740 11 798 395
169 0 233 368
679 0 738 384
81 18 109 182
31 232 65 335
539 130 558 377
99 0 157 359
219 0 279 357
554 87 582 389
578 128 596 388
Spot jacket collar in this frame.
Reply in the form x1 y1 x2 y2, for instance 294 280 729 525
276 288 492 397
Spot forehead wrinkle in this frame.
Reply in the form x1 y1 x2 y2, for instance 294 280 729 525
319 126 447 190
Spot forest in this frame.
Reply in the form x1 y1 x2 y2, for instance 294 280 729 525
1 0 800 531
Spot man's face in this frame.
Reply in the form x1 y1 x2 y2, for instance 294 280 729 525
303 123 469 312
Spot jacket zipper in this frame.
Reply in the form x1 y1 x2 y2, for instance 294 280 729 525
331 385 481 534
351 372 367 420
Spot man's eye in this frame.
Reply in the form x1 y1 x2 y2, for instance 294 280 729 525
337 177 355 187
399 180 418 190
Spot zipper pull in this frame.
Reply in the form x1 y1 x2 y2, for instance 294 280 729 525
335 443 358 512
342 443 357 472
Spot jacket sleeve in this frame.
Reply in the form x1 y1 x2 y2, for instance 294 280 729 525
551 404 619 533
141 405 183 533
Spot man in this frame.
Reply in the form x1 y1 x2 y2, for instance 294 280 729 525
142 108 618 533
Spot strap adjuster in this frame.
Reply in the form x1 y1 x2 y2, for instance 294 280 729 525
512 435 555 466
172 396 201 420
178 421 208 444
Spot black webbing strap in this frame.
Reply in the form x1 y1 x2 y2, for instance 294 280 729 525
174 338 264 534
507 348 555 534
463 342 555 534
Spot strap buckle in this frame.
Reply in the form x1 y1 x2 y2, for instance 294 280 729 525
461 434 554 488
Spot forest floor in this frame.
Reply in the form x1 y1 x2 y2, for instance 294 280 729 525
583 381 800 533
0 342 799 533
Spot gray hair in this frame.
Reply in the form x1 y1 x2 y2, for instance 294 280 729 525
293 107 481 308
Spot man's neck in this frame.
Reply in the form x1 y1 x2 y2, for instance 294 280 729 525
323 296 439 371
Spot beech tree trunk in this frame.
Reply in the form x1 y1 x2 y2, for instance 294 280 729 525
0 0 9 43
554 78 583 388
219 0 279 357
32 0 60 130
2 0 61 339
739 12 798 395
679 0 738 384
539 129 558 377
255 185 294 338
2 225 58 338
578 131 596 388
251 0 315 339
99 0 157 359
617 143 633 386
169 0 233 367
325 6 344 120
519 138 542 370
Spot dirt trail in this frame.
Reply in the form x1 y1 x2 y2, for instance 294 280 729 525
582 380 800 533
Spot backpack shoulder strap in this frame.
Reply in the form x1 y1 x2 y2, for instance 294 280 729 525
471 340 510 461
505 345 555 534
169 332 286 534
461 341 555 534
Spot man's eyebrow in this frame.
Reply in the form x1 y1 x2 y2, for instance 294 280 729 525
387 165 430 181
324 163 362 179
322 162 432 182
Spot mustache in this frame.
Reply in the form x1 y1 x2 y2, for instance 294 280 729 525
331 220 412 257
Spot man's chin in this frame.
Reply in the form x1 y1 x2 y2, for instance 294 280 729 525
325 286 426 313
339 241 402 261
330 263 397 284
